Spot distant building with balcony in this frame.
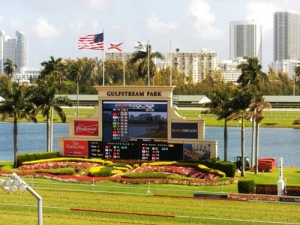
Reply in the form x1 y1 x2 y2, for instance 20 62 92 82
218 57 246 83
165 48 219 82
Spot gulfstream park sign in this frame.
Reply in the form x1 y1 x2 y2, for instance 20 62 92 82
107 91 162 97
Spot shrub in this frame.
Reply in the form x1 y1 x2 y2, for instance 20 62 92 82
89 166 113 177
238 179 255 193
35 168 75 175
17 152 59 166
122 172 168 179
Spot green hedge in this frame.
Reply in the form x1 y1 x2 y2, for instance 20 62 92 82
17 152 60 166
35 168 75 175
238 179 255 193
200 158 236 178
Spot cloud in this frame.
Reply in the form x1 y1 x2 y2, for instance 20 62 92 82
185 0 223 39
245 2 280 32
33 18 60 38
86 0 111 11
147 14 178 33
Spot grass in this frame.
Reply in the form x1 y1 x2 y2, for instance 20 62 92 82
0 178 299 225
3 107 300 128
1 160 300 224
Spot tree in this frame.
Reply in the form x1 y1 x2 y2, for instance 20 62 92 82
247 94 272 174
68 64 81 117
0 82 37 167
129 44 165 85
227 86 255 177
28 80 72 152
40 56 65 84
4 59 17 80
203 84 235 161
237 57 268 88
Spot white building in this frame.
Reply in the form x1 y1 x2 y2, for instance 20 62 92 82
218 57 246 83
165 48 219 82
229 20 262 63
271 60 300 79
273 11 300 62
105 52 132 62
0 30 28 74
12 67 41 83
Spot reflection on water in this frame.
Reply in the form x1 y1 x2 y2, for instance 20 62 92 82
0 122 299 167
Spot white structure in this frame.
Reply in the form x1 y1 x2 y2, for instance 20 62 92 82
12 67 41 83
229 20 262 62
166 48 219 82
274 11 300 62
0 30 28 74
271 60 300 79
218 57 246 83
105 52 132 62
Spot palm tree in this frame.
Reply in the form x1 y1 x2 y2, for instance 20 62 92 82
228 86 255 177
129 44 165 85
203 85 235 161
40 56 65 84
247 94 272 174
0 82 37 167
68 63 81 117
237 57 268 169
4 59 17 80
28 80 72 152
237 57 268 87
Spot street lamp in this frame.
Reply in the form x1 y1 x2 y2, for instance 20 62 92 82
1 173 43 225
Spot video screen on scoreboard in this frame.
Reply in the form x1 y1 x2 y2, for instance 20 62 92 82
102 100 167 142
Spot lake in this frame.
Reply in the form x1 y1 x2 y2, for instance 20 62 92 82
0 122 299 167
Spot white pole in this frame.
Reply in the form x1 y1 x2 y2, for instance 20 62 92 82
123 43 125 86
147 40 150 86
277 157 285 195
170 39 172 86
102 29 105 86
50 107 53 152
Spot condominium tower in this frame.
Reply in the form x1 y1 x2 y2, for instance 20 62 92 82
165 48 219 83
229 20 262 62
273 11 300 62
0 30 28 73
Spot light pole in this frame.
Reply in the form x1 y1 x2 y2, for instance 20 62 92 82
1 173 43 225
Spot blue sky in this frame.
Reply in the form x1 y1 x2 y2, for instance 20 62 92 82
1 0 300 72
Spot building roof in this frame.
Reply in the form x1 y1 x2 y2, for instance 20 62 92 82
173 95 211 104
264 96 300 103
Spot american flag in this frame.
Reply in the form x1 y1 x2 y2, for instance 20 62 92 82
78 33 104 50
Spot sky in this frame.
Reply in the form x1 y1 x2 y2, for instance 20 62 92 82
1 0 300 73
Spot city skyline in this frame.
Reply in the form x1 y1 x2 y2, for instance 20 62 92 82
1 0 300 72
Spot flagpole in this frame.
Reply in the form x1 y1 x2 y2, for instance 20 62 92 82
123 42 125 86
102 29 105 86
170 39 172 86
147 40 150 86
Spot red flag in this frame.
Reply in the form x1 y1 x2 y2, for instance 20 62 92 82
108 42 123 52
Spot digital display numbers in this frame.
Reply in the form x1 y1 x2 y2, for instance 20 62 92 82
88 141 103 158
88 141 182 161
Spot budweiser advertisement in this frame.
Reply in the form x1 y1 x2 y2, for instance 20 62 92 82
64 140 88 157
74 120 99 136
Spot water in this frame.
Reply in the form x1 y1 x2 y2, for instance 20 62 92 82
0 122 299 167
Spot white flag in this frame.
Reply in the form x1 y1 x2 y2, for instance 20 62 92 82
134 41 146 52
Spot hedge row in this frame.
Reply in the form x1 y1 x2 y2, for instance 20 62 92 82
256 184 300 196
17 152 59 166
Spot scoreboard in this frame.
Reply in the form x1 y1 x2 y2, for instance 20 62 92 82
88 140 182 161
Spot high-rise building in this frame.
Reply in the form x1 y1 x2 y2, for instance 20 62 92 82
229 20 262 63
166 48 219 83
273 11 300 62
0 30 28 74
